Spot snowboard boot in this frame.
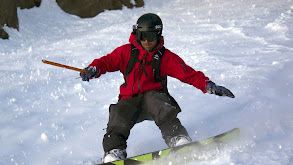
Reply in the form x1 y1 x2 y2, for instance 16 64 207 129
102 149 127 163
167 135 192 148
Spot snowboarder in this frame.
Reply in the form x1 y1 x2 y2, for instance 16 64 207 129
80 13 235 163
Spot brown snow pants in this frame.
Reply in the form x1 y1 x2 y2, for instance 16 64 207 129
102 90 190 153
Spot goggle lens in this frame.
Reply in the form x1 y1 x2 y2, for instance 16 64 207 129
137 32 158 42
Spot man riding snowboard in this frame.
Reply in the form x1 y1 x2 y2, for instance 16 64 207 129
80 13 235 163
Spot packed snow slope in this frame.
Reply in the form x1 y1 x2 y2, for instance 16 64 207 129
1 0 293 164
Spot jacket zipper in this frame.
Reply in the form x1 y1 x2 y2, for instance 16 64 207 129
138 54 148 93
178 60 188 72
138 67 143 93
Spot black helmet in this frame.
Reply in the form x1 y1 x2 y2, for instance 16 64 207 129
134 13 163 42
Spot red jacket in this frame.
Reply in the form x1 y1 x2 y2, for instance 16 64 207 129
89 33 210 100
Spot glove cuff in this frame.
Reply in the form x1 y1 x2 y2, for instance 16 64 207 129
206 81 216 94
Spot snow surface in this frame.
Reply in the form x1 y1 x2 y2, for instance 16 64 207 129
1 0 293 164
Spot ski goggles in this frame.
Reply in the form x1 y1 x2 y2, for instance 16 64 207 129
137 31 158 42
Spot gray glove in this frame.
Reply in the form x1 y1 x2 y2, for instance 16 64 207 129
206 81 235 98
80 66 99 81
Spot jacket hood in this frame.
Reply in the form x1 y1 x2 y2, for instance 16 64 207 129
128 32 165 53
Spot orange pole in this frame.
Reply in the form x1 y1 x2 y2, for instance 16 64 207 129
42 60 86 73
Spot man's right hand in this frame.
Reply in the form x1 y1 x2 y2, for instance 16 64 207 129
80 66 99 81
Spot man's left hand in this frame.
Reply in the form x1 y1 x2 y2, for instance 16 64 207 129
206 81 235 98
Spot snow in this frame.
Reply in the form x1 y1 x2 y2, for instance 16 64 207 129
1 0 293 164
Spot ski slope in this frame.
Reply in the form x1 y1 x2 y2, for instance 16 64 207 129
1 0 293 164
